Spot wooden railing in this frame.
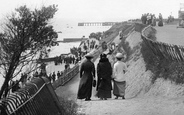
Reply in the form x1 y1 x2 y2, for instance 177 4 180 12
0 77 63 115
141 25 184 61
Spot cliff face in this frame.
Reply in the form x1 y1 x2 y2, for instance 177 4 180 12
113 23 184 99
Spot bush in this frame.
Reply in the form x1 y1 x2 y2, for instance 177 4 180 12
118 40 133 61
58 96 78 115
141 27 184 84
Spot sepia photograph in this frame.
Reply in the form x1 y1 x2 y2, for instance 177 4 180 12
0 0 184 114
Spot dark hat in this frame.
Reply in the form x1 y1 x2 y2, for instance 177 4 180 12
100 53 107 58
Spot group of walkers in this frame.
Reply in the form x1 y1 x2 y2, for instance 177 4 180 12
77 52 127 101
48 63 72 82
54 55 79 65
141 13 157 26
141 13 164 27
48 71 65 82
80 38 99 53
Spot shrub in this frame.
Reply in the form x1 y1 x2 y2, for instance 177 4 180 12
58 96 78 115
141 27 184 84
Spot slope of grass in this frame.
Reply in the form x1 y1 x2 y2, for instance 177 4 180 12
141 27 184 84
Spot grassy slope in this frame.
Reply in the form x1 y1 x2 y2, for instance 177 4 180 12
110 23 184 98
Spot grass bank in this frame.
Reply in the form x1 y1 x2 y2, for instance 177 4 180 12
141 27 184 84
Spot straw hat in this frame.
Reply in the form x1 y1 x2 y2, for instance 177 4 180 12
85 53 94 58
115 53 123 58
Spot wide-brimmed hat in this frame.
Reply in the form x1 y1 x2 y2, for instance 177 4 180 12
85 53 94 58
115 53 123 58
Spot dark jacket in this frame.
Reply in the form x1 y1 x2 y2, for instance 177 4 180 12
77 59 95 99
97 58 112 91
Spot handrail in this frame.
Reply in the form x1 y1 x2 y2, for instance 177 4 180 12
0 77 63 115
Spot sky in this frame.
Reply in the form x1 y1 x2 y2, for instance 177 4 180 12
0 0 183 23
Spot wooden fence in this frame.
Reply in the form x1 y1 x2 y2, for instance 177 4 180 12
141 25 184 61
0 77 64 115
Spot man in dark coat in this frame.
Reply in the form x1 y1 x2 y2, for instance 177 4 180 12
96 53 112 100
77 53 95 101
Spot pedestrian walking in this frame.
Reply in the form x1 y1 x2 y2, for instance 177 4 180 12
77 53 95 101
112 53 127 99
52 72 56 82
57 71 61 79
96 53 112 100
48 73 52 82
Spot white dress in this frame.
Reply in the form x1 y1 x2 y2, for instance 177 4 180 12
112 61 127 97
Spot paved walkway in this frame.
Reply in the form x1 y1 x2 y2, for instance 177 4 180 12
55 25 184 115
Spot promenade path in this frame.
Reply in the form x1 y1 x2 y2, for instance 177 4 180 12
55 25 184 115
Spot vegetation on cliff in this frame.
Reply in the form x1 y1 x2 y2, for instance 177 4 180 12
140 26 184 84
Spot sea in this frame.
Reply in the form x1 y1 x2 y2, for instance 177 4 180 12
0 21 112 87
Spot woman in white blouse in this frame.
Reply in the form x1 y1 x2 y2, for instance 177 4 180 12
112 53 127 99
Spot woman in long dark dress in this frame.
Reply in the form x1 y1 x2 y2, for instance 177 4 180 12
96 53 112 100
77 54 95 101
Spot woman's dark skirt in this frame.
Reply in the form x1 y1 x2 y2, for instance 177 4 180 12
96 89 111 98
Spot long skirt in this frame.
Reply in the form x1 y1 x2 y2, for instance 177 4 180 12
77 75 93 99
113 81 126 97
96 89 111 98
96 79 112 98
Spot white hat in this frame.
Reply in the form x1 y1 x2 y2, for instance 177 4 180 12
115 53 123 58
85 53 93 58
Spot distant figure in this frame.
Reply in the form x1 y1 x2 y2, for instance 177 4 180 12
158 13 163 26
48 73 52 81
57 71 61 79
60 71 64 77
77 53 95 101
52 72 56 82
146 14 152 25
96 53 112 100
151 14 156 26
65 63 70 70
112 53 127 99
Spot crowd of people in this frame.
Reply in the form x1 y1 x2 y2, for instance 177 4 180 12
141 13 163 26
47 70 65 83
77 52 127 101
141 13 157 26
54 55 80 65
79 38 99 53
10 61 73 92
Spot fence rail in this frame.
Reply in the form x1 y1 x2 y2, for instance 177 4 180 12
0 77 63 115
141 25 184 61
